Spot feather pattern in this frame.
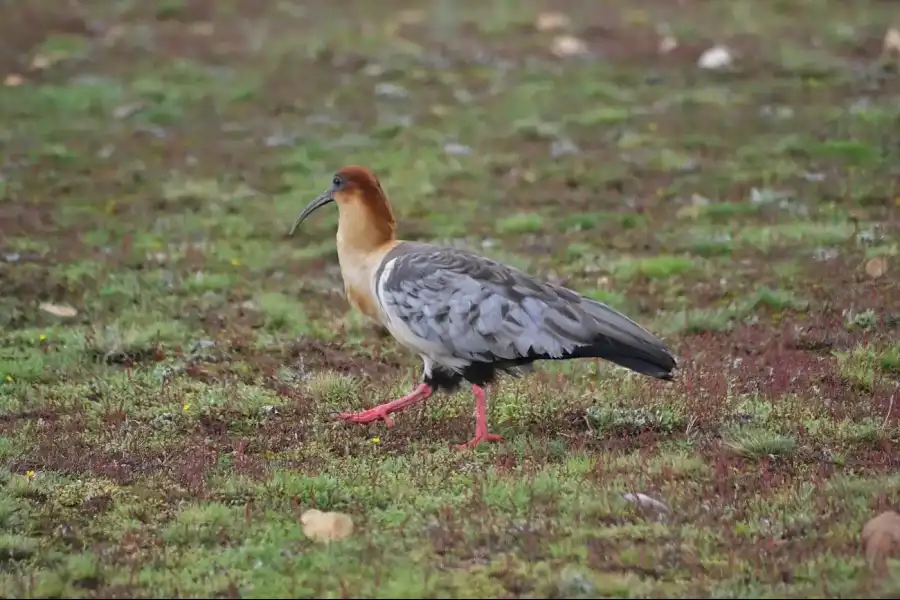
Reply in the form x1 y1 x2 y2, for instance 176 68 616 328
374 242 677 391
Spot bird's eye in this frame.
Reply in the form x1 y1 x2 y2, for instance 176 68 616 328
332 176 342 188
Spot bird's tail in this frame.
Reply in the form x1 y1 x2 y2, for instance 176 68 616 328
574 299 678 380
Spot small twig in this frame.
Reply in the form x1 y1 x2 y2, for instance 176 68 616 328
685 413 698 437
881 393 894 431
582 414 595 435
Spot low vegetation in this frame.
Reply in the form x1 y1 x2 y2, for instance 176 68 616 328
1 0 898 597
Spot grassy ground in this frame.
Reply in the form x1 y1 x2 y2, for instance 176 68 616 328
2 0 900 597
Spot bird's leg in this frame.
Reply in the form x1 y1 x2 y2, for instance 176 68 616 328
454 384 504 450
336 383 433 428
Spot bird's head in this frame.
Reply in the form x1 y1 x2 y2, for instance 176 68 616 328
289 166 396 245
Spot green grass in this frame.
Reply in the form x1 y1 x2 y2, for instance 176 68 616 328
1 0 900 597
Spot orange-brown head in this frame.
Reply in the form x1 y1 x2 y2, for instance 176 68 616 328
289 166 397 249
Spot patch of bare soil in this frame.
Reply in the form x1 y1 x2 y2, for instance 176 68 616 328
0 3 97 78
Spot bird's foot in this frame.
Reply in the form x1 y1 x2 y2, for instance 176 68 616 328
335 383 433 428
453 432 504 451
337 405 396 427
453 383 505 450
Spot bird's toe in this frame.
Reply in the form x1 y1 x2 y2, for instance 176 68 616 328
336 409 394 428
453 432 504 451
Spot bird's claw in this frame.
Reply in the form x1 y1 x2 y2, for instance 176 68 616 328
453 432 504 451
335 409 394 428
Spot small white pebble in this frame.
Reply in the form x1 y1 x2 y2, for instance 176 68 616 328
698 45 733 70
883 27 900 55
623 492 670 515
551 35 588 58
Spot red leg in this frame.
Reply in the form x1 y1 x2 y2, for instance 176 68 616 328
454 384 504 450
336 383 433 428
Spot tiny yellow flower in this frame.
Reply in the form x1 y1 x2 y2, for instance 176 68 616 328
369 436 381 444
25 470 35 479
4 375 12 383
39 334 47 342
182 403 191 412
230 258 241 266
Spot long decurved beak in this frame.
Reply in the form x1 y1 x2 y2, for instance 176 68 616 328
288 189 334 236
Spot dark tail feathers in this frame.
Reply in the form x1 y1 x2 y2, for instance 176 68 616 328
566 336 678 380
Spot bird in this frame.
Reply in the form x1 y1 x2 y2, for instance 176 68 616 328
288 165 678 450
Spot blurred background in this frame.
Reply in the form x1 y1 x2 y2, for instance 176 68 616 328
2 0 897 343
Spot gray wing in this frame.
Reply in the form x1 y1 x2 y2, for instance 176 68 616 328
376 243 677 379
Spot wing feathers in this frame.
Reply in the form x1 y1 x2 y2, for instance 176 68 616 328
377 243 677 379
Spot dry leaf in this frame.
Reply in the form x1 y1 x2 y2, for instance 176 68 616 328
103 25 127 45
30 55 52 70
865 257 888 279
4 74 24 87
39 303 78 318
551 35 587 58
397 9 425 25
676 204 701 220
189 22 215 36
300 509 354 543
623 9 650 26
861 511 900 570
536 12 570 32
659 35 678 54
883 27 900 55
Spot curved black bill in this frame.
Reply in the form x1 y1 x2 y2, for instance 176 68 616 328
288 190 333 236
